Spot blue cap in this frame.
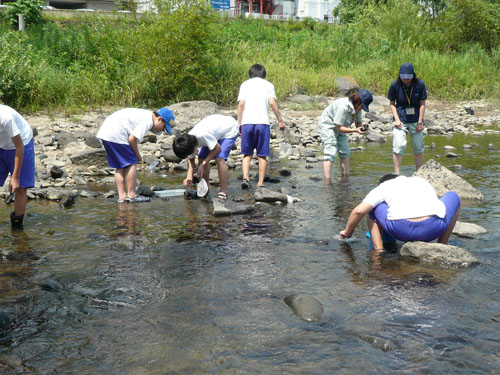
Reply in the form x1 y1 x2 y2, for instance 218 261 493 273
156 107 175 134
358 89 373 112
399 62 414 80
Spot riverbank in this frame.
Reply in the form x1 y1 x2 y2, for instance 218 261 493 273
4 96 498 203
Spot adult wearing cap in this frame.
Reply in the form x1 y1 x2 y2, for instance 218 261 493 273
97 107 174 203
388 62 428 174
318 89 373 182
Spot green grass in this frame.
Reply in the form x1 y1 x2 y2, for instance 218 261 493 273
0 0 499 113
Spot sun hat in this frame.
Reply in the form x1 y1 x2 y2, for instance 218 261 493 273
156 107 175 134
399 62 415 80
358 89 373 112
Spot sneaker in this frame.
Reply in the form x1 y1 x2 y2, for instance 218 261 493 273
241 178 250 189
117 198 126 203
126 195 151 203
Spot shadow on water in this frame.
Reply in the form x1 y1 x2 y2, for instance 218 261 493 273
0 133 499 374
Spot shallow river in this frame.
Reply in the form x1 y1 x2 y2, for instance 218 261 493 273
1 133 499 374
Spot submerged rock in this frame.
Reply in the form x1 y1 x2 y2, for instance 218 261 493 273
399 242 479 268
413 159 484 201
40 279 63 293
358 334 397 352
212 199 255 216
284 294 324 322
452 221 487 238
0 312 11 330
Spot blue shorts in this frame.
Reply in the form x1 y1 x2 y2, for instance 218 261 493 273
369 191 461 242
0 138 35 188
240 124 270 157
198 136 237 161
102 140 138 169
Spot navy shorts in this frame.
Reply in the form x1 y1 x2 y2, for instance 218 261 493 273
198 136 237 161
369 191 461 242
102 140 138 169
240 124 270 157
0 138 35 188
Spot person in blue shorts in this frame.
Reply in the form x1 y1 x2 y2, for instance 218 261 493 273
237 64 285 189
388 62 428 174
173 114 239 200
97 107 174 203
0 105 35 229
339 174 460 251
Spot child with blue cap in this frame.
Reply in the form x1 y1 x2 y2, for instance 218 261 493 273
97 107 174 203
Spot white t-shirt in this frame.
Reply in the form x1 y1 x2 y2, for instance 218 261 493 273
237 77 276 126
188 115 238 159
96 108 153 145
0 105 33 150
363 176 446 220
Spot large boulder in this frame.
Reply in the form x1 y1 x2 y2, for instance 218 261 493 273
335 76 359 96
254 188 288 203
168 101 218 133
399 242 479 268
413 159 484 201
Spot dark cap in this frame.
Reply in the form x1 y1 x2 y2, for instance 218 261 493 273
399 62 415 80
358 89 373 112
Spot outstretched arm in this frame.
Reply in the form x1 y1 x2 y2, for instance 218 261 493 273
340 202 374 238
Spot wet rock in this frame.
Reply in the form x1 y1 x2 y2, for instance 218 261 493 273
136 185 154 198
446 152 460 158
284 294 324 322
309 175 322 181
0 312 11 330
212 199 255 216
79 190 99 198
452 221 487 238
254 188 288 203
358 334 397 352
59 193 76 208
50 166 64 179
40 279 63 292
73 175 87 185
45 188 66 201
305 157 319 163
399 242 479 268
413 159 484 201
444 145 457 151
365 131 387 143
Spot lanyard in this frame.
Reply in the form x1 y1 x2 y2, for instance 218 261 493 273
404 84 413 106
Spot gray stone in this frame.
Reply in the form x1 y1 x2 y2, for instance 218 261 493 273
335 76 359 96
84 135 102 149
59 193 76 208
284 294 324 322
168 101 218 133
163 149 181 163
452 221 487 238
413 159 484 201
54 132 77 149
446 152 460 158
288 95 313 104
278 168 292 177
79 190 99 198
50 166 64 179
399 242 479 267
136 185 154 197
305 157 319 163
70 149 108 168
38 135 54 146
73 175 87 185
254 188 288 203
45 188 66 201
358 334 397 352
212 199 255 216
365 131 387 143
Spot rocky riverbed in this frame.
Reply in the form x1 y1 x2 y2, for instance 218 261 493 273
8 96 499 202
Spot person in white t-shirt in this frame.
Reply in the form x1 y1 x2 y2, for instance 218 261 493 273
237 64 285 189
0 105 35 229
97 107 174 203
172 114 239 200
339 174 461 250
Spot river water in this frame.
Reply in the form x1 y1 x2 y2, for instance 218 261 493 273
0 133 499 374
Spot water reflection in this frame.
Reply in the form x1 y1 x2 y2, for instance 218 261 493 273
116 203 139 236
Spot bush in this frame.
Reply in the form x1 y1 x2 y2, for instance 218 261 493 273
5 0 44 28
